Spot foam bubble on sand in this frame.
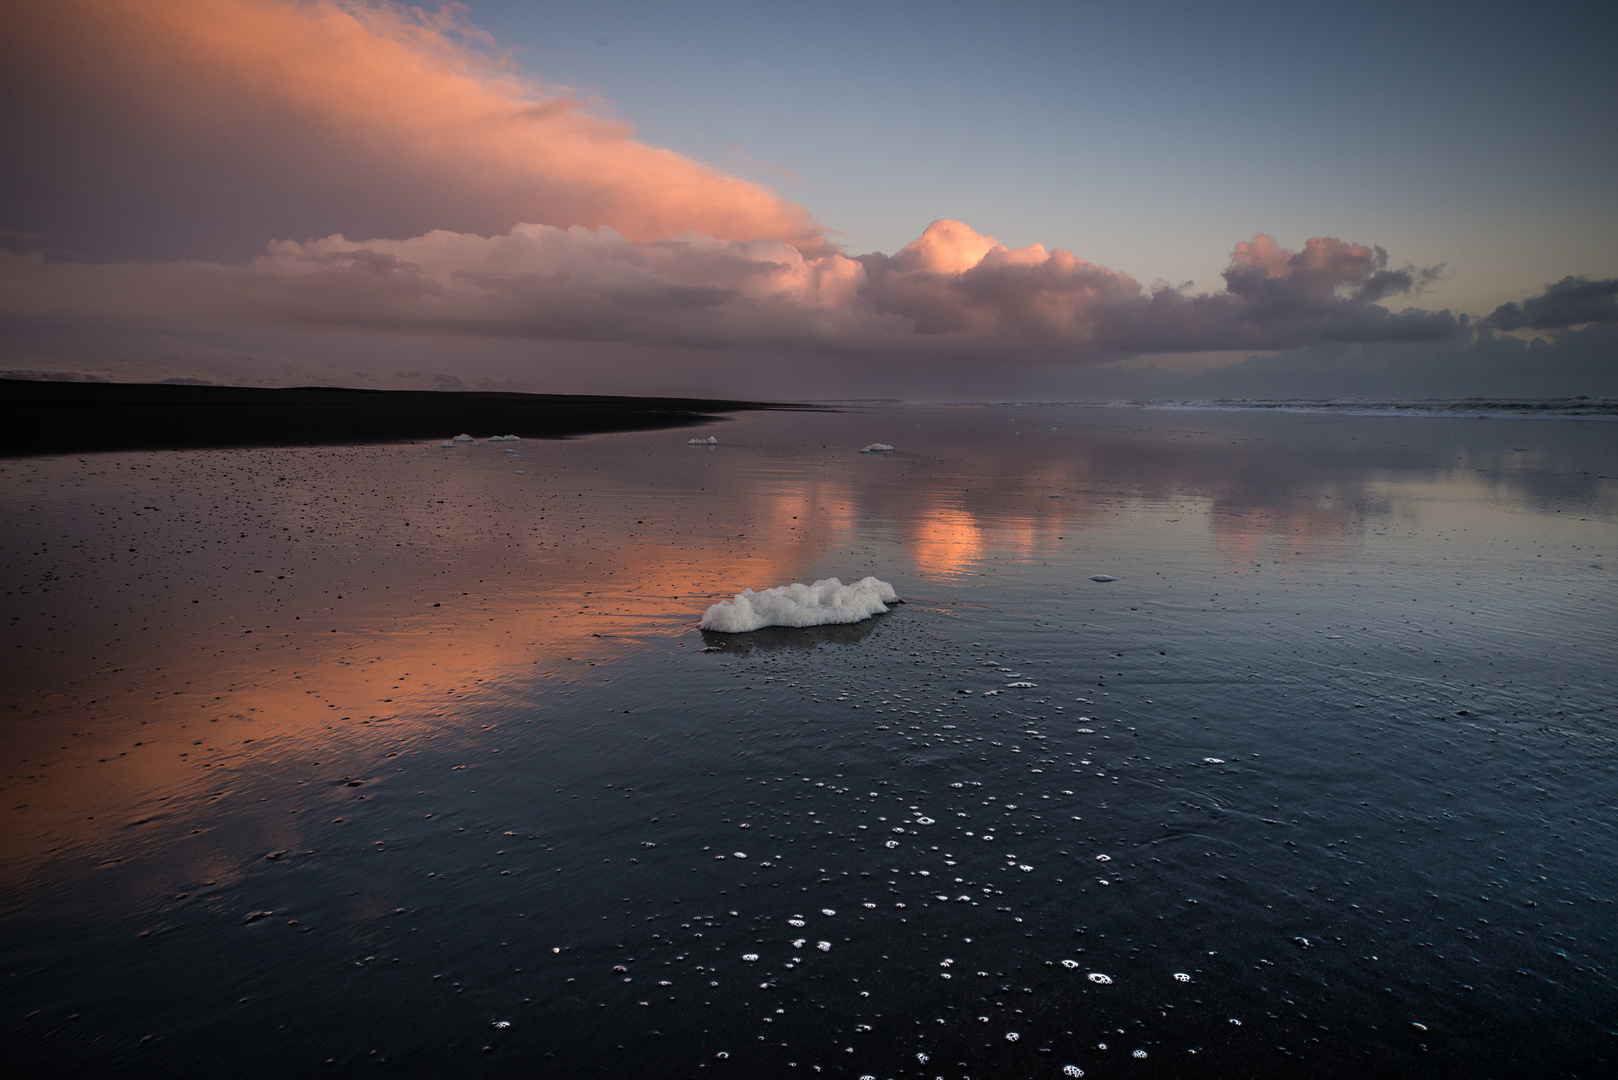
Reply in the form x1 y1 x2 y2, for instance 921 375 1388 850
859 443 894 453
451 433 474 442
688 436 719 445
698 577 898 633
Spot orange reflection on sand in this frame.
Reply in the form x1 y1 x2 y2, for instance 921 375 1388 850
909 506 985 577
1208 497 1362 564
0 495 828 894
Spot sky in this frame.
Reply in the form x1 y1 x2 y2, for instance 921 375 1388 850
2 0 1615 400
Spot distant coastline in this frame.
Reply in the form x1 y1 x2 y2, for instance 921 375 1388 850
0 379 814 457
960 397 1618 421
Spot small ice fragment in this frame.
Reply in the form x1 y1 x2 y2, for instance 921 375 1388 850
791 938 806 948
1005 1031 1019 1042
733 852 746 859
742 954 759 962
1089 574 1118 582
915 816 935 825
859 443 894 453
1064 1067 1085 1077
1203 757 1225 764
1095 854 1111 862
1018 864 1033 872
699 577 898 633
688 436 719 445
1061 959 1079 969
1088 973 1113 984
817 941 831 952
1294 936 1312 948
1006 681 1037 688
1412 1022 1428 1031
916 1052 929 1064
821 909 835 916
1173 972 1191 982
439 440 456 448
492 1020 510 1029
452 434 474 442
885 840 899 848
787 918 806 927
1132 1050 1148 1059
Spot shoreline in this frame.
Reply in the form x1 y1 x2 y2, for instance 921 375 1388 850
0 379 815 457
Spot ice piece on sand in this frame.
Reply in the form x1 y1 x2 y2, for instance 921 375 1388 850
1089 574 1118 582
489 434 521 442
699 577 899 633
859 443 894 453
439 441 456 448
688 436 719 445
451 433 474 442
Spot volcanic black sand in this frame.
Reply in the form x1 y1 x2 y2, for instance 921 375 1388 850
0 378 809 456
2 403 1614 1078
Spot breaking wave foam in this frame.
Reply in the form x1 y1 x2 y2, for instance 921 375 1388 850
699 577 899 633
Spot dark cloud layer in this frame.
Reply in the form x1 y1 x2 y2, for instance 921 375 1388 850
1485 276 1618 330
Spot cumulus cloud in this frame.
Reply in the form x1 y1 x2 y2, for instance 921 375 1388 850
0 219 1461 360
1484 275 1618 330
857 224 1456 353
0 0 827 259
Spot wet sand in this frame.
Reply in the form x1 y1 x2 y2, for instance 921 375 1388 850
2 405 1615 1077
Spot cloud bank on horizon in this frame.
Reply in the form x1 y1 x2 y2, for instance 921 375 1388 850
0 221 1470 361
2 0 1614 392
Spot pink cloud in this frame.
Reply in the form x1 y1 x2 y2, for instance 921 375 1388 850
0 0 829 255
0 221 1457 357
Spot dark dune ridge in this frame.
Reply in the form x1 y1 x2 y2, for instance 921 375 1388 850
0 378 809 456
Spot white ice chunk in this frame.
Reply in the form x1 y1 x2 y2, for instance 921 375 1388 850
859 443 894 453
698 577 899 633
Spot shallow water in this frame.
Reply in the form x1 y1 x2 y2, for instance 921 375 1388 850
2 405 1615 1078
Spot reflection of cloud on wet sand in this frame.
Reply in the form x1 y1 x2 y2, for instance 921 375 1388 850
0 445 838 888
908 507 985 577
5 406 1593 891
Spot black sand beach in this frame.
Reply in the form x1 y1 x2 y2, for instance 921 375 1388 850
2 403 1614 1078
0 379 806 457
